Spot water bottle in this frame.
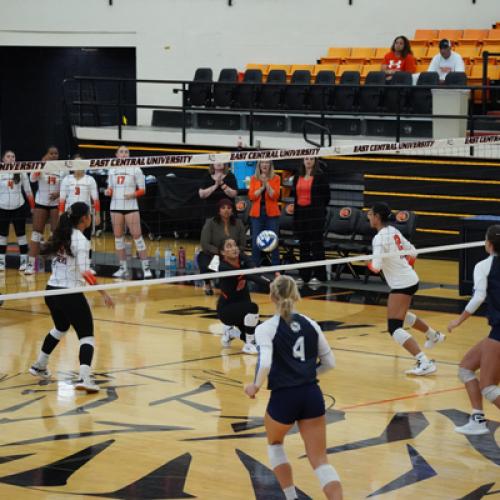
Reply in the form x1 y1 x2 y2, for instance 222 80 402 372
178 246 186 269
164 247 172 277
169 254 177 277
193 246 203 287
154 248 161 277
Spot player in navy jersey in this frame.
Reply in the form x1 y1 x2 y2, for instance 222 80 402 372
368 202 444 376
216 238 270 354
29 202 113 393
245 275 341 500
448 225 500 435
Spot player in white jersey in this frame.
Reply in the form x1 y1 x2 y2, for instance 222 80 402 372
367 202 444 376
447 225 500 435
0 150 35 271
59 155 101 273
105 145 151 279
29 202 113 393
245 275 341 500
25 146 63 275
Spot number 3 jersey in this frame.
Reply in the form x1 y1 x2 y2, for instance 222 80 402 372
370 225 418 289
107 167 145 211
59 174 99 209
255 313 331 391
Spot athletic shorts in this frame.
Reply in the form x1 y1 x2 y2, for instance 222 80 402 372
110 210 138 215
390 282 419 296
488 325 500 342
35 203 58 211
267 383 325 425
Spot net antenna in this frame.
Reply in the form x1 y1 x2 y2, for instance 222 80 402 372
302 120 332 148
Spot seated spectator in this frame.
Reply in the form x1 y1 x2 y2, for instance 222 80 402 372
428 39 465 82
248 160 281 266
198 162 238 218
198 198 247 296
382 36 417 79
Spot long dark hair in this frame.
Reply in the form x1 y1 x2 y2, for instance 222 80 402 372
42 202 89 257
391 35 413 58
371 202 393 223
486 225 500 254
298 158 325 177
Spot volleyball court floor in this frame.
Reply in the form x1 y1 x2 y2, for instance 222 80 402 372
0 238 498 499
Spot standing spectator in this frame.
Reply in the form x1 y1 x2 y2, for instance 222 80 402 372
382 36 417 79
292 158 330 286
428 39 465 82
248 160 281 266
198 162 238 218
0 150 35 271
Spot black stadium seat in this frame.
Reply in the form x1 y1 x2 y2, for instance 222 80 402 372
445 71 468 86
213 68 238 107
334 71 360 111
385 71 412 113
309 70 335 110
260 69 287 109
284 70 311 109
187 67 213 107
235 69 262 108
359 71 386 112
412 71 439 114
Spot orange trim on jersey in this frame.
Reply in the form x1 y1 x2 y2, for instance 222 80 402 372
93 199 101 212
82 270 97 286
367 261 381 274
58 200 66 213
27 196 35 210
406 255 416 267
135 188 145 198
105 188 113 197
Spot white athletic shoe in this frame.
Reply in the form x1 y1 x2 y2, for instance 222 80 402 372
405 359 437 376
29 364 51 379
455 415 489 436
143 267 153 279
242 342 258 355
424 331 446 350
221 325 241 347
19 256 28 272
75 377 100 393
112 266 127 279
24 263 35 275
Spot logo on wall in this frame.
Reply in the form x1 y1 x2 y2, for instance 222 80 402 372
396 210 410 223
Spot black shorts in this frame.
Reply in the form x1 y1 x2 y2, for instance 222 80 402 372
390 282 419 296
267 383 325 425
110 210 138 215
35 203 58 211
488 325 500 342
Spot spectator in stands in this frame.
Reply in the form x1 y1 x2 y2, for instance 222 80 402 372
198 162 238 218
292 158 330 286
248 160 281 266
428 39 465 82
198 198 246 295
382 36 417 79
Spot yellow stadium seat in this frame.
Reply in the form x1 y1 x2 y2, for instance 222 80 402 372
415 63 429 74
321 47 351 63
411 29 437 46
481 45 500 63
411 46 428 60
458 45 481 64
372 48 389 62
434 29 463 44
458 29 488 45
346 47 375 63
312 64 338 77
485 29 500 43
337 63 362 76
290 64 314 75
361 64 382 78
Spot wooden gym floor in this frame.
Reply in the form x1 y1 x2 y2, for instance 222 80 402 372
0 237 498 499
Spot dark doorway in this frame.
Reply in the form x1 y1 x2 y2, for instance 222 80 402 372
0 47 136 160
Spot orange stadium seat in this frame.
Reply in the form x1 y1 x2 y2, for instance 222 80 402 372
459 29 488 45
481 44 500 62
312 64 338 78
433 29 463 44
458 45 481 64
321 47 351 63
289 64 314 75
411 46 429 60
421 45 439 64
411 29 437 46
372 48 389 63
415 63 429 73
346 48 375 63
485 29 500 43
361 64 382 79
337 63 362 76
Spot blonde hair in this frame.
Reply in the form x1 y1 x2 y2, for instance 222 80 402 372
209 162 230 175
254 160 275 181
270 275 300 323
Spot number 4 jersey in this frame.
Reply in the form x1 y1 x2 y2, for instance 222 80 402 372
369 225 418 289
255 313 331 391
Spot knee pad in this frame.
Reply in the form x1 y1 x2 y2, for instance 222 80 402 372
134 236 146 252
17 235 27 246
0 235 7 246
393 328 412 346
49 328 68 340
244 312 259 328
267 444 288 469
458 367 476 384
79 336 95 347
31 231 42 243
114 237 125 250
404 312 417 328
314 464 340 489
481 385 500 403
388 319 404 335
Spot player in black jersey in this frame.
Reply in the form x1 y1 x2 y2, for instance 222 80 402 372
216 238 270 354
448 225 500 435
244 275 342 500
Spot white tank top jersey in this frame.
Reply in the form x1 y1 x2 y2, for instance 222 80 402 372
47 229 91 288
31 171 65 207
108 167 145 211
0 173 32 210
370 225 419 289
60 175 99 209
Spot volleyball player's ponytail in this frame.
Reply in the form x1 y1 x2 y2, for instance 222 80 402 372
42 202 89 257
270 275 300 323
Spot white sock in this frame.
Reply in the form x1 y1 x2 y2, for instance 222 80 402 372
471 409 484 416
425 327 438 340
28 256 35 266
283 486 297 500
36 352 49 368
119 260 127 270
79 364 91 380
245 333 255 344
416 352 429 364
141 259 150 270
